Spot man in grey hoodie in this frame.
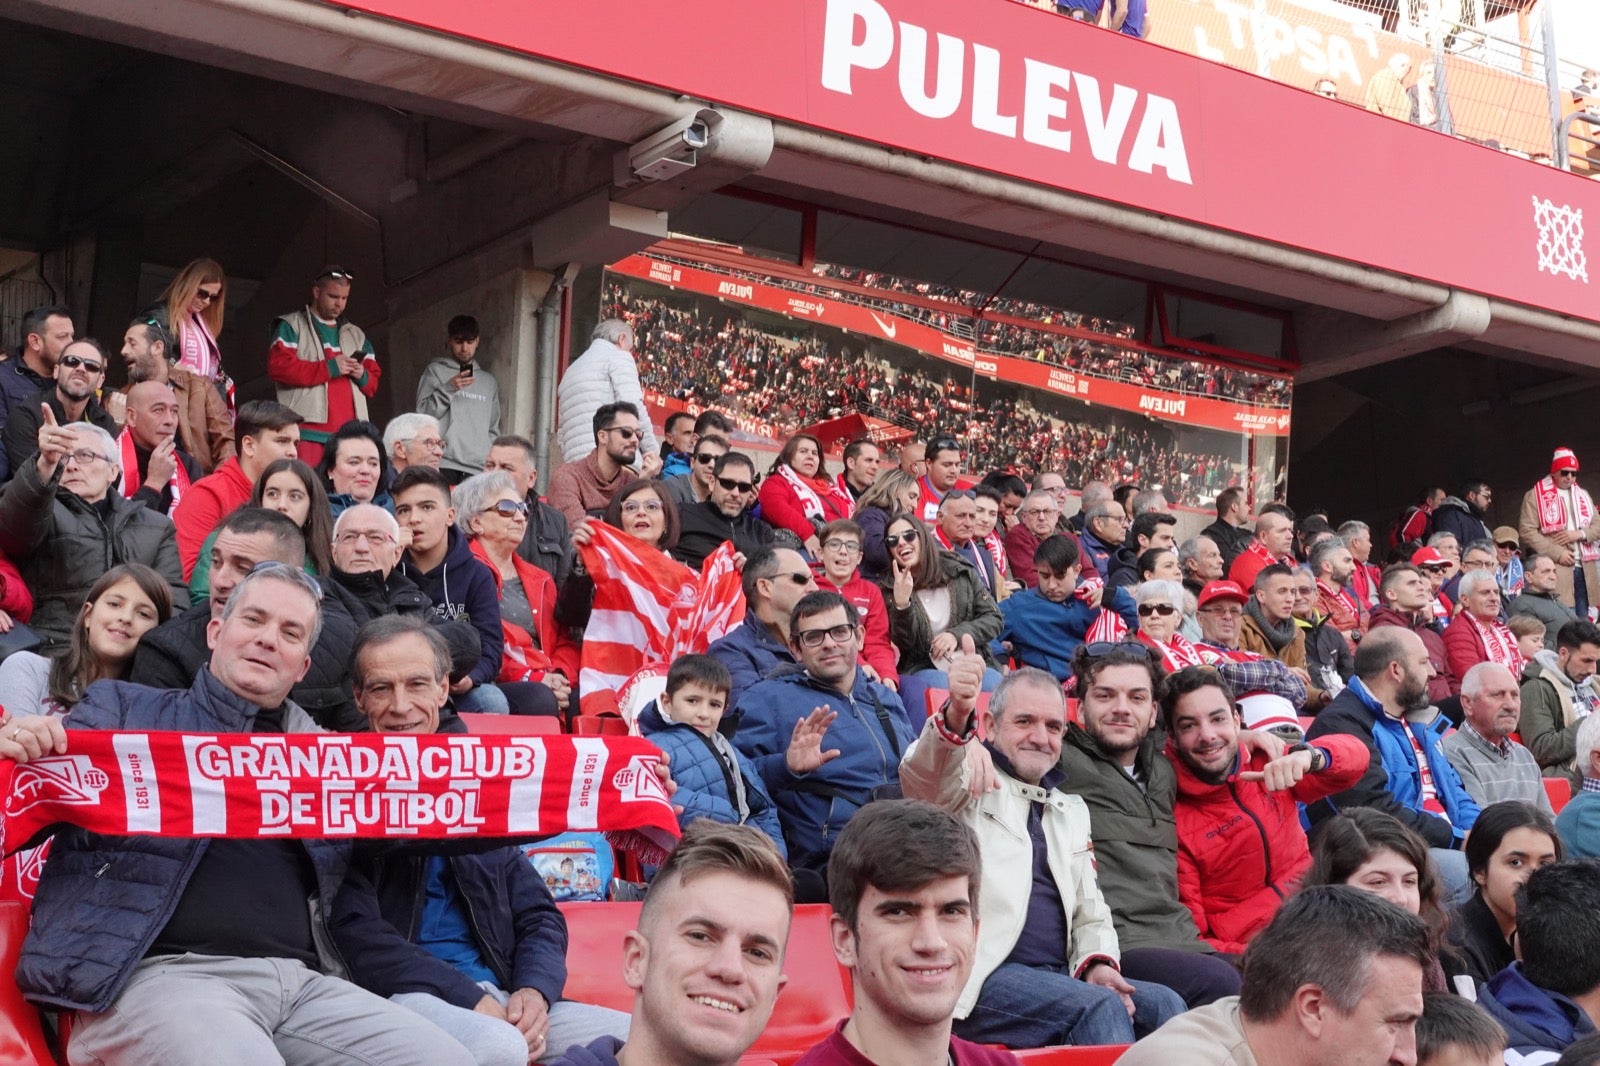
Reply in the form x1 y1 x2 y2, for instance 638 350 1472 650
416 315 500 484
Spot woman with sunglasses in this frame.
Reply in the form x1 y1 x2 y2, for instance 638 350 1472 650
317 419 392 518
853 468 921 582
758 433 852 558
557 479 686 630
147 257 232 414
187 458 333 605
1133 579 1209 671
457 471 576 718
880 513 1003 714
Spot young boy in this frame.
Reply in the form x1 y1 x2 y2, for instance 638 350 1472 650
1508 613 1546 665
637 654 788 858
1415 991 1505 1066
815 519 899 691
415 314 501 484
995 534 1137 680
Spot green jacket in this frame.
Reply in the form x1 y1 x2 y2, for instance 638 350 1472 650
1519 655 1585 792
1058 723 1212 953
881 550 1003 674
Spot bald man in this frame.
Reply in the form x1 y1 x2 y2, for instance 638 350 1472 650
121 380 203 515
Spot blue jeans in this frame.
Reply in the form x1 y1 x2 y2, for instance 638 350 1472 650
899 667 1003 721
952 962 1185 1048
1432 846 1472 907
455 683 510 715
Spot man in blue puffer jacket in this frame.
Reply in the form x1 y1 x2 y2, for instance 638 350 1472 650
706 546 818 714
995 534 1137 680
733 590 917 873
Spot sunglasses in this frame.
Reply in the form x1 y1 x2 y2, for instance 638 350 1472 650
716 476 754 494
316 268 355 282
1422 566 1449 574
60 354 104 373
196 288 221 303
603 425 640 441
886 530 920 547
774 572 815 587
483 499 529 518
943 489 977 501
1137 604 1178 617
795 623 857 648
694 451 722 465
1082 640 1157 661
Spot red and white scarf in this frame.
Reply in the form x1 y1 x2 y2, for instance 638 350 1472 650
1534 475 1599 563
1139 630 1205 671
776 464 849 523
984 529 1008 578
119 428 191 505
1074 573 1128 643
1468 612 1526 676
576 524 744 718
1404 729 1449 820
0 731 680 865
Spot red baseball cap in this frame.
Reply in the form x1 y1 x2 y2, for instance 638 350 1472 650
1198 580 1249 609
1411 547 1449 568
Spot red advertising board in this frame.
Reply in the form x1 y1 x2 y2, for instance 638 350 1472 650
334 0 1598 325
611 253 1290 435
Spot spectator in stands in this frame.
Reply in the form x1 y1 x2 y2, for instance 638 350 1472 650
934 492 1001 598
1449 800 1563 987
637 654 787 854
1112 0 1146 38
3 336 118 475
901 662 1183 1048
1129 489 1168 519
384 412 445 479
1313 78 1340 100
1302 809 1457 991
1442 663 1553 814
1496 526 1526 599
1295 516 1335 565
1408 59 1455 134
1138 548 1181 584
997 534 1135 681
1239 564 1324 707
1394 486 1447 557
1117 886 1430 1066
673 451 775 571
1065 477 1108 535
883 513 1003 713
0 550 31 636
913 436 965 523
0 563 171 718
1133 578 1204 671
854 468 921 583
1510 614 1549 665
814 519 897 691
1004 488 1061 589
1178 535 1223 600
483 434 573 587
1370 563 1457 707
1305 627 1480 901
657 411 696 480
1165 666 1367 954
1556 714 1600 858
557 480 685 633
1310 537 1365 644
393 465 506 716
416 314 499 484
897 440 926 481
332 616 628 1065
1294 565 1352 698
1366 52 1413 120
1476 861 1600 1058
979 472 1026 533
132 506 364 730
1520 619 1600 794
1077 504 1130 581
971 485 1011 588
1434 480 1495 549
0 415 184 648
835 438 880 503
759 433 852 557
189 457 333 604
118 380 202 516
121 314 233 473
0 306 73 474
0 564 479 1066
1112 484 1138 520
1340 520 1382 609
555 319 658 465
1444 540 1500 613
733 590 916 873
662 432 726 511
1511 552 1580 652
1108 512 1175 589
1229 509 1296 590
148 258 230 413
172 399 303 577
707 547 818 711
1444 571 1523 693
318 419 390 518
1520 448 1600 617
1189 579 1314 712
458 471 575 717
1058 643 1245 1007
549 822 794 1066
331 503 431 621
268 266 380 465
1202 486 1254 572
547 402 652 527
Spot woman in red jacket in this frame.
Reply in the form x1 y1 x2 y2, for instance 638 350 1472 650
756 433 851 557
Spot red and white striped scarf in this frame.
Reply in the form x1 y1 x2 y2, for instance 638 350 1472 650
984 529 1008 578
1534 476 1599 563
118 428 191 505
1468 612 1526 676
776 464 849 523
1139 630 1205 671
576 524 745 718
1404 729 1449 820
1075 574 1128 643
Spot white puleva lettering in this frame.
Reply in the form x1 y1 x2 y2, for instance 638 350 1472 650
819 0 1193 184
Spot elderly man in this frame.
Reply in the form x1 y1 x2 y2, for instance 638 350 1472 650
900 663 1185 1047
1442 570 1523 695
1201 486 1254 572
1439 661 1554 813
935 491 1000 596
0 565 479 1066
122 315 233 473
332 616 630 1066
554 318 658 465
0 412 185 647
481 433 572 587
1227 508 1295 590
1177 535 1223 600
384 412 445 476
897 440 927 480
1520 619 1600 794
707 547 819 711
1189 579 1311 710
1520 447 1600 617
1005 488 1061 588
330 503 432 620
3 336 120 474
1555 714 1600 857
1510 552 1579 651
672 451 774 571
119 380 203 515
1118 887 1431 1066
1077 504 1131 582
546 402 658 526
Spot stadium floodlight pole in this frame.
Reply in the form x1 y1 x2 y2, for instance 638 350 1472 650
1541 0 1564 165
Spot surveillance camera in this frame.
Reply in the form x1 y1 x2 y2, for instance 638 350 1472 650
621 111 722 183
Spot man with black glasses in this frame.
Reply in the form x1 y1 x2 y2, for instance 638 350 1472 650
2 336 119 475
545 401 658 526
708 547 818 710
672 451 775 570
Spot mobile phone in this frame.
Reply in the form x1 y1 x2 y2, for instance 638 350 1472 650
461 364 474 379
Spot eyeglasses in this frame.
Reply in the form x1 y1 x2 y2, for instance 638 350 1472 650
716 476 754 494
694 451 722 465
65 448 112 466
60 355 104 373
483 499 529 518
411 437 445 451
1137 604 1178 617
1461 559 1494 571
1019 507 1059 517
1091 512 1127 524
316 268 355 282
1421 565 1449 574
336 529 396 546
621 499 664 515
822 539 861 554
245 560 325 601
603 425 640 441
795 623 857 648
196 288 221 303
1199 604 1244 616
886 530 920 547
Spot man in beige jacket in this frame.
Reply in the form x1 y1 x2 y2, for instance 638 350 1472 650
1520 447 1600 618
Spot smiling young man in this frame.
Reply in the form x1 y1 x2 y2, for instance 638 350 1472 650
795 800 1020 1066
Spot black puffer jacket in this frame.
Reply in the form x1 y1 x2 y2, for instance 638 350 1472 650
331 566 432 623
0 452 187 645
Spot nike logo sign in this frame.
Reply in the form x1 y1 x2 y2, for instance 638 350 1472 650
868 312 897 339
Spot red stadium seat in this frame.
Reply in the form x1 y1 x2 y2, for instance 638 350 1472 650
1012 1046 1130 1064
572 716 631 737
921 689 992 720
457 712 562 735
0 900 55 1065
1545 777 1572 814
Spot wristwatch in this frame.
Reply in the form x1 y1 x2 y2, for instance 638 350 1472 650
1286 742 1328 773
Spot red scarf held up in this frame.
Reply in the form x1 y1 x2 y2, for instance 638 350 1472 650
119 428 191 504
0 731 680 864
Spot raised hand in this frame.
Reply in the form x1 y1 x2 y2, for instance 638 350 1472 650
892 559 914 609
145 438 177 490
36 405 72 479
639 451 663 479
786 706 841 774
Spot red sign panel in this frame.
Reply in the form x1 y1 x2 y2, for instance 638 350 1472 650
336 0 1598 325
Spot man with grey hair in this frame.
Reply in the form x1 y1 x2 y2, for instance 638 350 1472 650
384 412 444 477
482 433 573 586
555 318 658 464
1309 536 1365 645
900 655 1185 1047
330 503 432 621
1078 503 1131 581
1337 519 1382 609
1555 712 1600 857
1440 661 1554 813
1442 569 1521 692
1129 489 1168 519
1509 552 1578 651
1064 476 1107 534
1006 488 1062 587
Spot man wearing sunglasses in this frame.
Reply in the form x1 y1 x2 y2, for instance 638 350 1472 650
1521 447 1600 618
672 451 774 571
663 433 728 510
707 547 818 711
547 402 657 527
2 336 119 476
268 266 382 466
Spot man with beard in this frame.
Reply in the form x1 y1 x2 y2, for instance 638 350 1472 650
1519 619 1600 794
121 315 234 473
1368 563 1457 709
1310 537 1366 644
899 663 1184 1047
546 402 656 526
1439 662 1554 813
2 337 119 474
1306 627 1480 902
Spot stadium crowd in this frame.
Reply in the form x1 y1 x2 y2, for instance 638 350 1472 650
1 287 1599 1066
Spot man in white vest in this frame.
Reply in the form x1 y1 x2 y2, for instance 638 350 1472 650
267 265 381 466
1520 447 1600 620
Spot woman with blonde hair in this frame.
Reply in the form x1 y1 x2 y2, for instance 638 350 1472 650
151 257 232 413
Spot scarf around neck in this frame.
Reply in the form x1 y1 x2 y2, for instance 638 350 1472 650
1245 597 1297 652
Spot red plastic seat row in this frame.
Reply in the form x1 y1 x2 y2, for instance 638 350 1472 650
1013 1047 1129 1064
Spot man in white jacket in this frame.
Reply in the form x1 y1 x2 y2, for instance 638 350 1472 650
898 649 1184 1049
555 320 658 465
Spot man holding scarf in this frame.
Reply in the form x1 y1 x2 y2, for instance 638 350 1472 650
1520 447 1600 620
120 380 201 515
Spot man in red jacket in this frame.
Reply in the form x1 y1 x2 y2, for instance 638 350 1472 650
171 400 303 578
1164 666 1368 955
